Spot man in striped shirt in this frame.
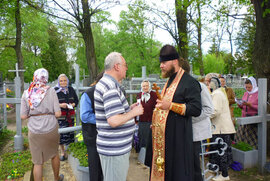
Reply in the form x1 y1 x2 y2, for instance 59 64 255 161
94 52 144 181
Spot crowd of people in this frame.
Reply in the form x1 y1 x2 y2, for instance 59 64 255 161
20 44 259 181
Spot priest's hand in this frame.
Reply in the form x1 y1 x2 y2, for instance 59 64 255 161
155 99 171 110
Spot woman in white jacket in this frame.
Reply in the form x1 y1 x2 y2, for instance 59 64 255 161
207 75 236 181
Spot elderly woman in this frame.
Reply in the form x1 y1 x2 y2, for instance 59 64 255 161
20 68 63 181
54 74 79 161
235 76 258 148
207 74 236 181
136 80 157 153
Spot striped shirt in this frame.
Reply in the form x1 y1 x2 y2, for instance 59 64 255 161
94 74 135 156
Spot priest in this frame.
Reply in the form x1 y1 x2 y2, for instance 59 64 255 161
150 45 202 181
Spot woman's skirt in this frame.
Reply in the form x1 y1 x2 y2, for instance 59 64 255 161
28 125 60 165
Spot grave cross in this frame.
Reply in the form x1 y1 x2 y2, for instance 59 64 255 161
7 63 25 151
237 78 270 173
8 63 25 77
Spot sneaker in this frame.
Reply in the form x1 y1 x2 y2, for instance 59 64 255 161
212 175 230 181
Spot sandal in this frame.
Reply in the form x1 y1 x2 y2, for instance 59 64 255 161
58 174 64 181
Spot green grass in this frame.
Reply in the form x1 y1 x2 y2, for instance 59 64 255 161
0 129 32 180
0 129 15 151
0 150 32 180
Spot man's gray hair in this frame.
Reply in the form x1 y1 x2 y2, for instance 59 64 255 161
104 52 123 70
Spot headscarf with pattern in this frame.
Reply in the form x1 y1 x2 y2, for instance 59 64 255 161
26 68 50 109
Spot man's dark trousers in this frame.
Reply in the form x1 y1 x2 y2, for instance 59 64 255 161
82 122 103 181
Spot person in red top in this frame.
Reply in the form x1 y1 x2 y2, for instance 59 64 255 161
136 80 158 153
235 76 258 148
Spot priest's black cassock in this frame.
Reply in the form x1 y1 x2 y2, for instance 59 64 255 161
146 71 201 181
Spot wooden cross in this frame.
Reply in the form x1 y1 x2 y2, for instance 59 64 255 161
152 83 161 100
8 63 25 77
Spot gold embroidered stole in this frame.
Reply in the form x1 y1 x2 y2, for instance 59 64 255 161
150 68 184 181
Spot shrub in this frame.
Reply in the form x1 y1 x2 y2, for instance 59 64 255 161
67 141 88 167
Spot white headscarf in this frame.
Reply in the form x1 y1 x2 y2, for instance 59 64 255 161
246 76 258 94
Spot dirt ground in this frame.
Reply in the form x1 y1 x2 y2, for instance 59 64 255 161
4 111 270 181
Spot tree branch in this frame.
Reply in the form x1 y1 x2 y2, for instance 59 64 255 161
0 37 16 41
23 0 79 28
208 4 252 20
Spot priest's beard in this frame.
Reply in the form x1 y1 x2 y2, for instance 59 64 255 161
161 66 175 78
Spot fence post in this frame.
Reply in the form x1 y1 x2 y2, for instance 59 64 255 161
14 76 23 151
74 64 80 127
258 78 267 173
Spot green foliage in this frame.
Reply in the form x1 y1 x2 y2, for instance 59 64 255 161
67 141 88 167
22 126 28 134
233 88 245 117
0 129 15 151
232 141 253 151
0 150 32 180
75 1 162 79
0 49 17 81
41 25 69 81
0 0 50 81
234 88 246 99
195 53 225 75
233 106 242 118
234 13 255 75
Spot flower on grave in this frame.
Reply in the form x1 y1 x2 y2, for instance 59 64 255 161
6 88 12 93
7 169 20 179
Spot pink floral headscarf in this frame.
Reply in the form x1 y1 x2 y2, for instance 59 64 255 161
26 68 50 109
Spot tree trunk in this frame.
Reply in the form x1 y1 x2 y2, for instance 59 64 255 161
253 0 270 80
253 0 270 155
14 0 24 93
196 1 204 75
81 0 98 84
175 0 189 60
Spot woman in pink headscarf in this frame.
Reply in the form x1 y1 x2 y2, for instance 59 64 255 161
20 68 64 181
235 76 258 149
